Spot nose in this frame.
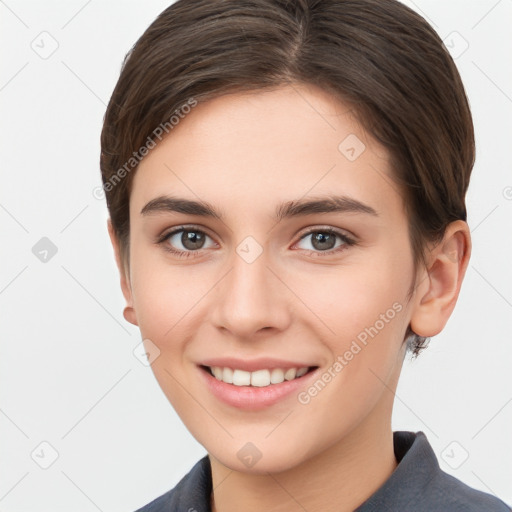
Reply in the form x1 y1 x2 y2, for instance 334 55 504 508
210 245 292 339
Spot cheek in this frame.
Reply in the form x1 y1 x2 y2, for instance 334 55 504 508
287 250 410 402
291 268 408 450
129 247 200 349
289 253 410 342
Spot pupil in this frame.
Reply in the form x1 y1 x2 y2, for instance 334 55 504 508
183 230 204 250
312 232 335 250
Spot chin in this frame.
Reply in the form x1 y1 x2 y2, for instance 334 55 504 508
209 440 312 475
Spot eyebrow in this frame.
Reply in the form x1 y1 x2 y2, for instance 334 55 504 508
140 194 378 221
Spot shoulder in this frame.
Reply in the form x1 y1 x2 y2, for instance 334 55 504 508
407 431 510 511
357 431 510 512
399 431 511 512
426 467 510 512
401 431 511 512
134 487 175 512
133 455 212 512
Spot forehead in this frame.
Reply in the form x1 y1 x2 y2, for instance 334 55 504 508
131 84 403 223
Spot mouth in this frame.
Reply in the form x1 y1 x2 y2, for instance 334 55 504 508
196 356 321 410
198 363 320 410
200 364 318 387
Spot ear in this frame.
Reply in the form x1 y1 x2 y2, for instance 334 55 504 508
107 219 138 326
409 220 471 338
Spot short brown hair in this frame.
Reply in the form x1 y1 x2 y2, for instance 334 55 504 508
100 0 475 356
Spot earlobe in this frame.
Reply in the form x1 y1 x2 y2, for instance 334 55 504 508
107 219 139 327
123 306 138 325
409 220 471 338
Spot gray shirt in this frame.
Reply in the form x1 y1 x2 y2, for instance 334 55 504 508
135 431 510 511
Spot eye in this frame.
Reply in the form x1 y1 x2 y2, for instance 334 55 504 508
156 225 356 259
293 227 355 255
157 226 217 258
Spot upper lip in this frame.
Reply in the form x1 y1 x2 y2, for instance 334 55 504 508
199 357 317 372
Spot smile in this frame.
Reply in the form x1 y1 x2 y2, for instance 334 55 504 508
205 365 313 387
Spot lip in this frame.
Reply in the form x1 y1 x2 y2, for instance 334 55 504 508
198 364 319 411
199 357 315 372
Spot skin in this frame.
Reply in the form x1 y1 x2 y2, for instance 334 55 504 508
108 83 471 512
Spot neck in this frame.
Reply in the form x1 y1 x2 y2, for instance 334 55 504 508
209 409 397 512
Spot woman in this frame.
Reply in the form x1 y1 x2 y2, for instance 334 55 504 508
100 0 510 510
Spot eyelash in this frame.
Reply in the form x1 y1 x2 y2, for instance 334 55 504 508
156 225 356 259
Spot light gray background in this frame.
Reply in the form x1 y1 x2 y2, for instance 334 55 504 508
1 1 511 510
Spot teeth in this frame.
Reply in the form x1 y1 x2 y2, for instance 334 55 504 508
212 367 223 380
284 368 297 380
296 367 308 377
251 369 270 387
222 367 233 384
209 366 310 387
232 369 251 386
270 368 284 384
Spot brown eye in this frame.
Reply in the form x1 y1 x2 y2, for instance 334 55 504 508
159 227 216 257
294 228 355 255
309 232 337 251
180 230 206 250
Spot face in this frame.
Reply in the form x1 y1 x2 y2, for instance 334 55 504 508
122 84 418 473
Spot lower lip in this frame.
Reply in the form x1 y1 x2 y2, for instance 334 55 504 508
198 366 318 410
